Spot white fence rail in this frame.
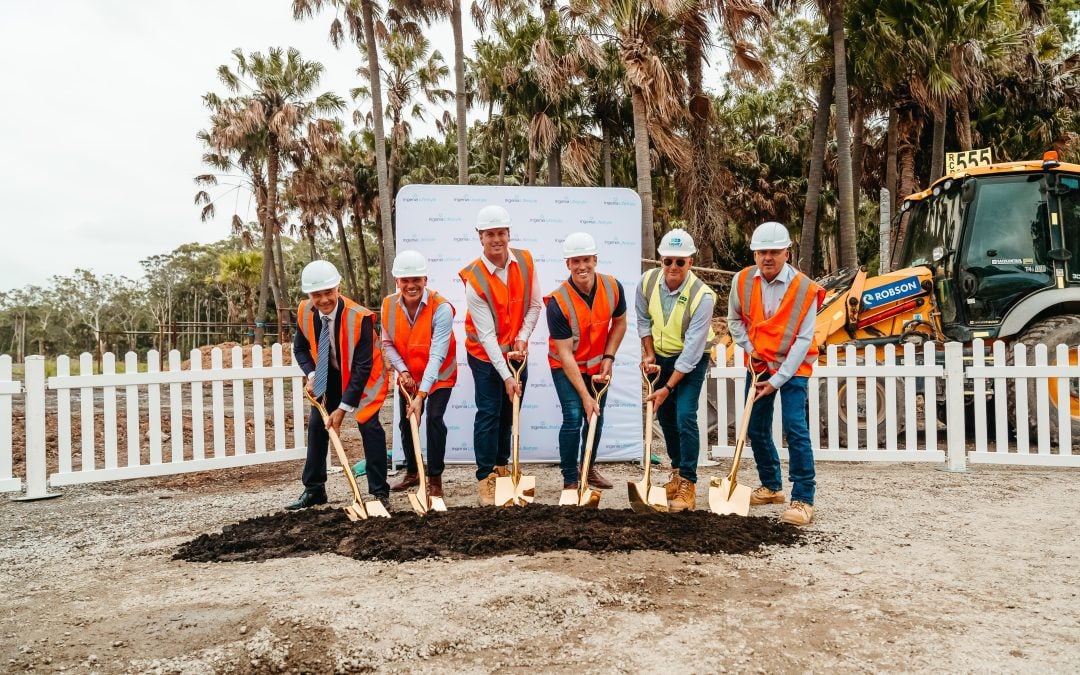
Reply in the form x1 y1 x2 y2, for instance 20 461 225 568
1 340 1078 499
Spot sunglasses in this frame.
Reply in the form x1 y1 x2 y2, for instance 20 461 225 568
662 258 687 267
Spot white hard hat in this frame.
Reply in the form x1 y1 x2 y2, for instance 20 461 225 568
562 232 597 258
750 221 792 251
392 250 428 278
476 204 511 231
301 260 341 293
657 228 696 257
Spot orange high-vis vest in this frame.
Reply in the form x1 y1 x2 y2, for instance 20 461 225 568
459 248 535 362
380 290 458 393
297 297 388 423
733 266 825 377
544 274 620 373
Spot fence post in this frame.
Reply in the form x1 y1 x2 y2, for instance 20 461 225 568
697 372 717 467
14 356 61 501
942 342 968 473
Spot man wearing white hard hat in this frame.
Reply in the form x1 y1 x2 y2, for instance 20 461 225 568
544 232 628 492
458 205 543 505
288 260 390 511
381 250 457 499
636 228 716 512
728 221 825 526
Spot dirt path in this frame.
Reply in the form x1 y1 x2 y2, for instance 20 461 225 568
2 460 1078 672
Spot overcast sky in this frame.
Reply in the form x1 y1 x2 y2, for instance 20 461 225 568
1 1 730 293
0 0 483 292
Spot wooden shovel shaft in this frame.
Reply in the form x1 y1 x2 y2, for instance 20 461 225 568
577 411 599 504
399 383 429 508
727 366 763 486
305 390 367 514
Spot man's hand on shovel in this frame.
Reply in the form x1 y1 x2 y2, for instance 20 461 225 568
328 408 346 432
750 357 773 400
407 391 424 423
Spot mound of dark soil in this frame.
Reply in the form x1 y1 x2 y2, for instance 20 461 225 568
176 504 804 563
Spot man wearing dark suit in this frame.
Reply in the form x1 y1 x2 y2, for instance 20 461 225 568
287 260 390 511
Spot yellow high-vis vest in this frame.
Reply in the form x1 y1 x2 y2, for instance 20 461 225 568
643 268 716 356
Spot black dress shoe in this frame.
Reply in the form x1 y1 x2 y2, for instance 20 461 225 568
377 495 392 512
285 490 327 510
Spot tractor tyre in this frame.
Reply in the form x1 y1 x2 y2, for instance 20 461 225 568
1014 315 1080 442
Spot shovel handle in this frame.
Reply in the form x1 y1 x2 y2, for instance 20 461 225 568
506 351 527 382
728 363 764 482
397 376 429 506
304 388 367 513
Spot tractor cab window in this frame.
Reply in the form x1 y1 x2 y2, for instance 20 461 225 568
900 188 964 324
1057 175 1080 283
960 175 1053 324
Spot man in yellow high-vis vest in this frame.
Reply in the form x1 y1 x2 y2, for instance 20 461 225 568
636 228 716 512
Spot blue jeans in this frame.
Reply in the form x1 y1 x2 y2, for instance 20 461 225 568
655 352 710 484
551 368 608 486
468 353 528 481
745 374 815 505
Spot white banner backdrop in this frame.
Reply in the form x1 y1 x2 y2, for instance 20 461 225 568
391 184 643 465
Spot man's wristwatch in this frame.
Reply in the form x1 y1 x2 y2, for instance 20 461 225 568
602 354 615 362
663 383 674 394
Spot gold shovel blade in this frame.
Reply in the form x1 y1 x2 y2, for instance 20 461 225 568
559 488 579 506
708 477 751 517
407 493 428 516
629 481 669 513
578 489 601 508
364 499 392 518
647 485 669 511
429 496 447 512
516 475 536 504
494 476 517 507
343 503 368 521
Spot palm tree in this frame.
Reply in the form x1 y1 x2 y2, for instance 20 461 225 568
217 250 263 340
293 0 397 296
199 48 343 341
829 0 857 268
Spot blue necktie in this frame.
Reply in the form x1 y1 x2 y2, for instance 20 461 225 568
313 315 331 398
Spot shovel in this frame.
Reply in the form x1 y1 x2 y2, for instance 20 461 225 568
559 375 611 508
304 389 390 520
495 353 535 507
628 365 668 513
708 359 766 517
398 380 447 516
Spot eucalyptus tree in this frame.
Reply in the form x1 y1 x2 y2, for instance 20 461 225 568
199 47 343 342
293 0 397 295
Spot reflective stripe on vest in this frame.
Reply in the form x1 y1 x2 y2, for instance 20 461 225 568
297 297 388 423
644 268 716 357
545 273 619 372
459 248 534 362
381 290 458 393
734 266 824 377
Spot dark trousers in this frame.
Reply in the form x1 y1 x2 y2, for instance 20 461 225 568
468 353 528 481
655 352 710 484
398 387 451 476
302 366 388 498
551 368 608 485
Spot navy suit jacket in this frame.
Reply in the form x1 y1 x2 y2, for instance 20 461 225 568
293 298 374 409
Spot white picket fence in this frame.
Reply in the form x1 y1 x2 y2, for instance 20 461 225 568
11 344 309 499
2 339 1078 499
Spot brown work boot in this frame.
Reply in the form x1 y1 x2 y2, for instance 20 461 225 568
780 501 814 526
494 465 510 478
750 486 786 506
477 472 497 506
586 466 613 490
563 482 579 491
669 478 696 513
427 474 443 498
389 472 420 492
664 468 681 500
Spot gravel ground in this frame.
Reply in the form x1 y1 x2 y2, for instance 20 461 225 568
2 446 1079 672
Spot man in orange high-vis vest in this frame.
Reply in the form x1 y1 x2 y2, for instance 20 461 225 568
288 260 390 512
459 204 543 506
381 250 457 499
545 232 627 492
728 222 825 526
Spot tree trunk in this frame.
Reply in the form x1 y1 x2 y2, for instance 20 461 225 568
546 145 560 186
353 212 373 306
886 106 898 214
526 155 536 186
305 217 318 261
451 0 468 184
388 118 400 204
930 98 947 182
955 94 972 151
852 102 864 223
335 212 359 299
498 126 508 186
798 70 834 275
893 104 923 267
273 226 288 332
631 88 655 265
361 0 395 298
602 122 612 187
830 0 858 268
684 31 718 266
255 139 281 344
